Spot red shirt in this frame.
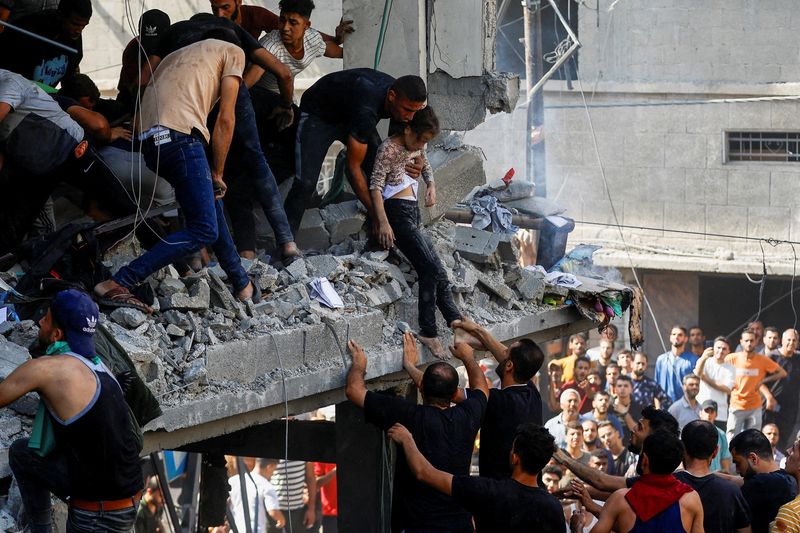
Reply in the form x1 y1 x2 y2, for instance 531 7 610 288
239 5 280 39
314 462 337 517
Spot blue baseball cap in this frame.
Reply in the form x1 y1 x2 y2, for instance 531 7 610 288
49 289 98 358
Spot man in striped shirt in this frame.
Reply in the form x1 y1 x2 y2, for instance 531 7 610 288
773 436 800 532
268 460 316 533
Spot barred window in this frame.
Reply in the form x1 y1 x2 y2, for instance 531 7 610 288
726 131 800 163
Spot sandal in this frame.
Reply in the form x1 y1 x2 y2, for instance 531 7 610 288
96 285 154 314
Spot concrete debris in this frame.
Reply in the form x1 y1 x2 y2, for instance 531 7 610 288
515 267 546 301
110 307 147 329
482 71 520 115
320 200 367 244
157 278 187 298
295 208 331 251
0 340 30 380
285 258 309 280
306 254 345 279
160 278 210 311
422 147 486 225
6 320 38 350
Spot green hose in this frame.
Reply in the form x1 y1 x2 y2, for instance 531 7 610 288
374 0 393 70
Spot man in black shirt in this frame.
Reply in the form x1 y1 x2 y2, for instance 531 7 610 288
345 333 488 532
764 328 800 450
388 422 565 533
720 428 798 533
433 319 545 479
6 290 143 533
0 0 90 88
289 69 427 237
676 420 751 533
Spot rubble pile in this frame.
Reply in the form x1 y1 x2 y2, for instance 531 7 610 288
0 218 556 411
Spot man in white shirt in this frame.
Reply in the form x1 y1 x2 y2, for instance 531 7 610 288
695 336 735 430
228 457 285 533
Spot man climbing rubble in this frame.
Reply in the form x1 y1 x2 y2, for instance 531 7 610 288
6 289 143 533
93 31 257 312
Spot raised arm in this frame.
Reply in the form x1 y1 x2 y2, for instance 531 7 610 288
695 348 731 393
451 343 489 399
303 462 317 528
388 423 453 495
452 319 509 364
345 135 376 221
345 340 368 408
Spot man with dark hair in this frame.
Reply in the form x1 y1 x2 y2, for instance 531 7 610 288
611 374 641 436
655 325 700 402
116 9 171 116
726 329 787 439
586 323 618 361
736 320 766 354
345 333 488 532
598 421 637 476
553 333 586 384
542 465 564 493
696 336 735 430
764 326 782 356
93 37 258 312
724 429 798 533
555 405 680 492
698 400 732 472
0 0 90 88
448 320 544 479
630 351 672 410
581 390 624 438
764 328 800 450
571 431 703 533
289 69 428 238
559 355 599 414
604 363 620 394
7 289 143 533
688 325 707 357
135 476 166 533
389 422 565 533
675 420 751 533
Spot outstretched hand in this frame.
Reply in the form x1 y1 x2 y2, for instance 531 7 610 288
402 331 418 368
348 339 367 372
387 423 413 446
449 342 474 363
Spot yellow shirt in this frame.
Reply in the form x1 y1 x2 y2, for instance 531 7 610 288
554 354 578 383
772 495 800 533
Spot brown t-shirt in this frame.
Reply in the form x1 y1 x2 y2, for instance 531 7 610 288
139 39 244 142
239 5 280 39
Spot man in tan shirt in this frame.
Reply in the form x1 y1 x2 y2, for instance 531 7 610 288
94 35 255 311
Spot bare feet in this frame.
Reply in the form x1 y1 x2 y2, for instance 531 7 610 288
418 335 448 359
282 241 300 257
453 327 485 350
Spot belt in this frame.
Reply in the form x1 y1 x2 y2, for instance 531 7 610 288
70 490 141 512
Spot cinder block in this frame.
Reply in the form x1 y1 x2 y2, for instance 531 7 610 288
685 169 728 205
206 328 306 383
727 170 769 206
295 209 331 251
623 133 666 168
664 134 708 169
422 147 486 225
622 201 664 237
706 205 747 237
769 172 800 207
321 201 366 244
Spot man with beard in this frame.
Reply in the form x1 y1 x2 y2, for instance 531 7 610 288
688 326 707 357
554 405 680 491
719 429 797 533
630 351 671 410
668 373 701 430
773 437 800 533
581 390 624 439
763 329 800 450
655 326 700 402
696 336 735 431
764 327 782 357
546 389 581 449
559 356 598 415
597 421 637 477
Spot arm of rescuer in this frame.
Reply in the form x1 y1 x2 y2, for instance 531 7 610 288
210 75 240 199
0 358 53 407
344 339 368 408
388 423 453 495
346 136 377 234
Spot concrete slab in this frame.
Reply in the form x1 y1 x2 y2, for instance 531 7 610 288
0 341 30 380
422 147 486 225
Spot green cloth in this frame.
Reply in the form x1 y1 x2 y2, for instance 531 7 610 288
28 341 72 457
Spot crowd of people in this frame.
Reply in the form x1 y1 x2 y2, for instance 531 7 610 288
335 318 800 532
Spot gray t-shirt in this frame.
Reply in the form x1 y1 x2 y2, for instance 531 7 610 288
0 69 83 174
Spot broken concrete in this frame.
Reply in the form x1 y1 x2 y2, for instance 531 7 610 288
294 209 331 251
422 146 486 225
320 201 367 244
110 307 147 329
0 340 30 380
160 279 210 311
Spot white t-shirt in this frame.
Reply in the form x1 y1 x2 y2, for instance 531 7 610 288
696 358 735 421
228 472 280 533
256 29 327 94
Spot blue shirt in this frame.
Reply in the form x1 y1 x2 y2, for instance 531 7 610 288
655 351 700 402
710 427 731 473
632 375 673 410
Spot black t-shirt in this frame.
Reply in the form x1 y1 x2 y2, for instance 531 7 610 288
673 471 751 533
51 94 78 112
0 10 82 87
451 476 564 533
154 15 260 60
363 389 487 532
300 68 394 144
476 382 543 479
741 469 798 533
770 353 800 415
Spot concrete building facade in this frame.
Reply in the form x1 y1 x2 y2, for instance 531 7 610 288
467 0 800 355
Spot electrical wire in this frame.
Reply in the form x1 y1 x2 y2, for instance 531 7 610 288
574 73 668 353
373 0 393 70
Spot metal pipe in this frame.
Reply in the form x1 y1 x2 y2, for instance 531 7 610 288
444 206 544 229
0 19 78 54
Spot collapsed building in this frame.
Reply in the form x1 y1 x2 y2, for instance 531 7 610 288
0 1 640 531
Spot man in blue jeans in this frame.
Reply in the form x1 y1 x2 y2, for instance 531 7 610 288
8 289 143 533
94 33 255 311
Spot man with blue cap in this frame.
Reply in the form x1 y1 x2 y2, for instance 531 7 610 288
3 289 143 533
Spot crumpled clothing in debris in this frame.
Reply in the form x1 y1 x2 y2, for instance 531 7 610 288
467 196 518 234
545 271 582 288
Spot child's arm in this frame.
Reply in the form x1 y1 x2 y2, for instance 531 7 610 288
421 153 436 207
369 142 396 250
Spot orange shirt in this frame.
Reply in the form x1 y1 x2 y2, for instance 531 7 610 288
725 352 780 411
554 354 578 383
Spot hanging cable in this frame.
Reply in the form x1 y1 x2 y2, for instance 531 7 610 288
373 0 393 70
